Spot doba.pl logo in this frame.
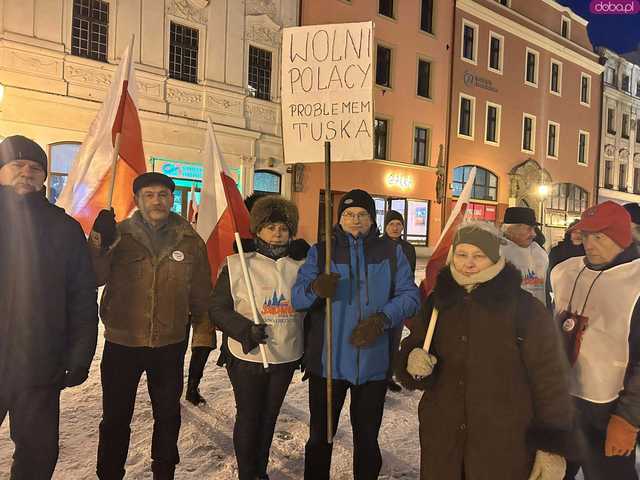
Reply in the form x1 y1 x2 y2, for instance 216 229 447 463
590 0 640 14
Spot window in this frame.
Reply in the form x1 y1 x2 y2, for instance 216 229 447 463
636 81 640 97
381 198 429 245
48 143 81 204
379 0 394 18
605 67 617 86
458 94 475 139
619 163 628 191
417 59 431 98
522 113 536 153
549 184 588 214
607 108 616 135
71 0 109 62
253 170 281 195
578 131 589 165
452 165 498 202
525 48 539 86
637 119 640 143
461 20 478 64
622 74 631 93
488 32 503 73
169 22 199 83
561 17 570 38
496 0 510 5
376 45 392 88
248 46 272 101
374 118 389 159
604 161 614 188
547 122 559 159
580 74 591 106
550 60 562 95
634 166 640 193
485 102 501 145
420 0 433 33
622 113 630 139
413 127 430 166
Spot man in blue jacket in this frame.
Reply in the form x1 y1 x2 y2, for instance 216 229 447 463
292 189 420 480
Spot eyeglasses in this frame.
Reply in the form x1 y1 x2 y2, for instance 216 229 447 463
341 212 370 221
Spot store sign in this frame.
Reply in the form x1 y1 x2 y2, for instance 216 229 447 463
463 71 498 93
153 158 204 181
386 173 413 190
281 22 374 163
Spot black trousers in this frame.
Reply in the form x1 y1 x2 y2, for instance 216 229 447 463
0 385 60 479
387 327 403 379
226 358 296 480
565 397 638 480
180 322 212 384
97 341 184 480
304 375 388 480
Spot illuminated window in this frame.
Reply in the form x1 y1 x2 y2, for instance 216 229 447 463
72 0 109 62
452 166 497 202
170 22 199 84
48 143 81 204
253 170 281 194
248 46 272 100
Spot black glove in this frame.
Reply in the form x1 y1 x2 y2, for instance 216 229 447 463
289 239 311 260
350 313 387 348
312 272 340 298
92 208 117 249
63 367 89 388
241 324 268 354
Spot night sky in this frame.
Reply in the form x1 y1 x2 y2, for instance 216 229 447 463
556 0 639 54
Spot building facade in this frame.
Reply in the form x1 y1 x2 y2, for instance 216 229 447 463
597 47 640 206
446 0 603 246
295 0 453 247
0 0 298 216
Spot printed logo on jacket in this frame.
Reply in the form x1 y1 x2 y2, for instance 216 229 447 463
261 291 297 322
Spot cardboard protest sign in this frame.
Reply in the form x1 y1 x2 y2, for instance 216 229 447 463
281 22 374 163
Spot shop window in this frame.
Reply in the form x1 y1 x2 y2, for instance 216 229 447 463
604 160 614 188
379 0 394 18
248 46 272 101
253 170 281 194
525 48 539 87
420 0 433 34
488 33 503 73
622 113 630 139
452 165 497 202
48 143 81 204
413 127 430 166
417 59 431 99
374 118 389 159
619 163 628 192
71 0 109 62
461 20 477 64
169 22 199 84
374 197 386 231
578 131 589 165
580 74 591 106
385 197 429 245
607 108 616 135
376 45 392 88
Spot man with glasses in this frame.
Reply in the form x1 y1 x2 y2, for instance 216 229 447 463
292 189 420 480
89 172 214 480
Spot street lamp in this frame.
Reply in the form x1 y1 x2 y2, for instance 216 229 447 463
537 184 550 197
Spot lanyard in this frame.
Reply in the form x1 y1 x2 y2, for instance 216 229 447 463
566 266 604 316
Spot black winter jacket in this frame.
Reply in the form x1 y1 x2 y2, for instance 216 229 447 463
0 187 98 390
383 234 417 274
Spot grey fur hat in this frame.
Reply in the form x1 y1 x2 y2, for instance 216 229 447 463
250 195 299 237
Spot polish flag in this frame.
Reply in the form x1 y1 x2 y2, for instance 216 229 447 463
188 183 199 224
419 167 477 299
196 119 252 286
57 38 146 232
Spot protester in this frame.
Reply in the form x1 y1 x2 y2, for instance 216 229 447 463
550 201 640 479
382 210 417 393
210 195 308 480
501 206 549 304
545 220 584 309
397 222 576 479
0 135 98 478
89 172 214 480
292 189 421 480
623 202 640 245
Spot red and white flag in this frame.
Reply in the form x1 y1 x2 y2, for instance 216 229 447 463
196 119 252 287
57 38 146 232
419 167 477 299
188 183 199 224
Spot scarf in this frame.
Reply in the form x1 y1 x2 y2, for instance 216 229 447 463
255 237 289 260
450 257 506 292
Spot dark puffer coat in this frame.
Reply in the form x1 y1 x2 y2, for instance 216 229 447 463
397 263 581 480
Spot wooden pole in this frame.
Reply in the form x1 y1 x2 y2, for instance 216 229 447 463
422 308 439 352
324 141 333 444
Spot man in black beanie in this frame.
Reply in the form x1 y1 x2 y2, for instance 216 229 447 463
292 189 421 479
0 135 98 478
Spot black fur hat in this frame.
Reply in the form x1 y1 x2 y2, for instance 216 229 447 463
250 195 299 237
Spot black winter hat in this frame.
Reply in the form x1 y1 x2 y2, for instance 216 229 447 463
133 172 175 194
624 203 640 225
338 189 376 221
384 210 404 229
250 195 299 236
503 207 540 226
0 135 48 178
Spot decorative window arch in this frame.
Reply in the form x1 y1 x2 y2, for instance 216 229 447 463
452 165 498 202
253 169 281 195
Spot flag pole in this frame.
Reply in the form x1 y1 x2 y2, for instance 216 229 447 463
106 34 135 209
324 141 334 444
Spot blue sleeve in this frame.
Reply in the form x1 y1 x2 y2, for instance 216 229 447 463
292 244 321 311
381 244 421 328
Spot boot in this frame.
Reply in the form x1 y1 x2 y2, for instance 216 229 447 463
152 462 175 480
185 378 206 405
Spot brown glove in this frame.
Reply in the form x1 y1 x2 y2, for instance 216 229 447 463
312 272 340 298
605 414 639 457
350 313 387 348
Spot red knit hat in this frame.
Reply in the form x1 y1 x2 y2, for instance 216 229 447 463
569 201 632 248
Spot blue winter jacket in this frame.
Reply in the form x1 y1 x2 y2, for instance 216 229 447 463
291 226 420 385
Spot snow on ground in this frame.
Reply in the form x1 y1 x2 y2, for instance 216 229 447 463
0 329 422 479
